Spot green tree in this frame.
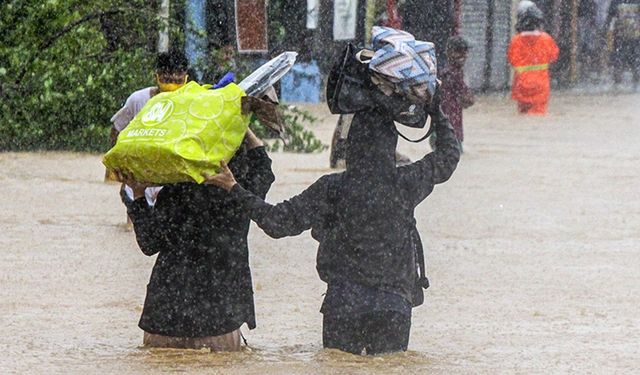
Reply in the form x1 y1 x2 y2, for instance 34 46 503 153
0 0 325 153
0 0 165 151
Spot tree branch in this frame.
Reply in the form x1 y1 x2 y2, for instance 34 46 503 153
15 8 123 85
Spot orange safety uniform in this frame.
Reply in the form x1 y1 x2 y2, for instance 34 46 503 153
507 31 559 115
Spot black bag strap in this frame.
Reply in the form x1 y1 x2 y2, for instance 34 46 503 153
411 226 430 289
394 121 435 143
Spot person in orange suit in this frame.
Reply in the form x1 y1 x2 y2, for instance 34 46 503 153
508 1 559 115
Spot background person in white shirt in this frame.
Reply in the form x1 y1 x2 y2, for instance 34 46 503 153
110 49 189 143
108 49 189 223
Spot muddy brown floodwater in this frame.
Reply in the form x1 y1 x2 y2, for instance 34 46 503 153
1 92 639 374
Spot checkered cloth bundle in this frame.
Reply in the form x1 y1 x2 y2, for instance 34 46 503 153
369 27 438 102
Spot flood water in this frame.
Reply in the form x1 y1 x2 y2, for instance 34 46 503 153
1 91 639 374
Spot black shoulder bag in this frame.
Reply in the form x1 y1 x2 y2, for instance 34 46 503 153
326 43 376 114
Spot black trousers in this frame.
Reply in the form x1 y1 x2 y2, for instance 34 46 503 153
322 311 411 355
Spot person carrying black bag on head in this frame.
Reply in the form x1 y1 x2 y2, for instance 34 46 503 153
204 87 460 354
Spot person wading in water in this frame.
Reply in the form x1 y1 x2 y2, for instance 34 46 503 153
204 89 460 354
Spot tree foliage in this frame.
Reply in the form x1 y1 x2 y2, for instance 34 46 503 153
0 0 163 151
0 0 324 153
250 105 327 153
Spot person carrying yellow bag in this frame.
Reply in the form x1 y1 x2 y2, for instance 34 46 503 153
116 124 274 351
106 50 189 225
106 50 298 351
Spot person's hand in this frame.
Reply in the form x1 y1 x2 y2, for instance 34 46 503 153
114 169 150 199
425 82 442 117
241 95 284 136
202 161 237 192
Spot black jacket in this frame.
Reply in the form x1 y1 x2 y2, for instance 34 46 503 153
125 147 274 337
230 112 460 304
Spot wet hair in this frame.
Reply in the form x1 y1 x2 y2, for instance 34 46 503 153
155 49 189 74
516 0 544 32
516 16 543 32
517 0 543 19
447 36 470 53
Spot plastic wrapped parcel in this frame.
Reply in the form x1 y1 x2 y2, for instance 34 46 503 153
239 51 298 97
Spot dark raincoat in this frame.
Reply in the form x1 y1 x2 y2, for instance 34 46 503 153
230 108 460 309
124 146 274 337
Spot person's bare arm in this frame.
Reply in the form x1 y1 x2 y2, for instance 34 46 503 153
203 161 237 192
245 128 264 149
114 169 151 199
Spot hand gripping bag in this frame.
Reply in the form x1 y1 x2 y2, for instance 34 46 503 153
103 82 249 184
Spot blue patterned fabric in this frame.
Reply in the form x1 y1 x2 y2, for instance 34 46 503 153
369 26 438 101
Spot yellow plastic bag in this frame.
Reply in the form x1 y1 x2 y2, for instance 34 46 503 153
103 82 249 184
